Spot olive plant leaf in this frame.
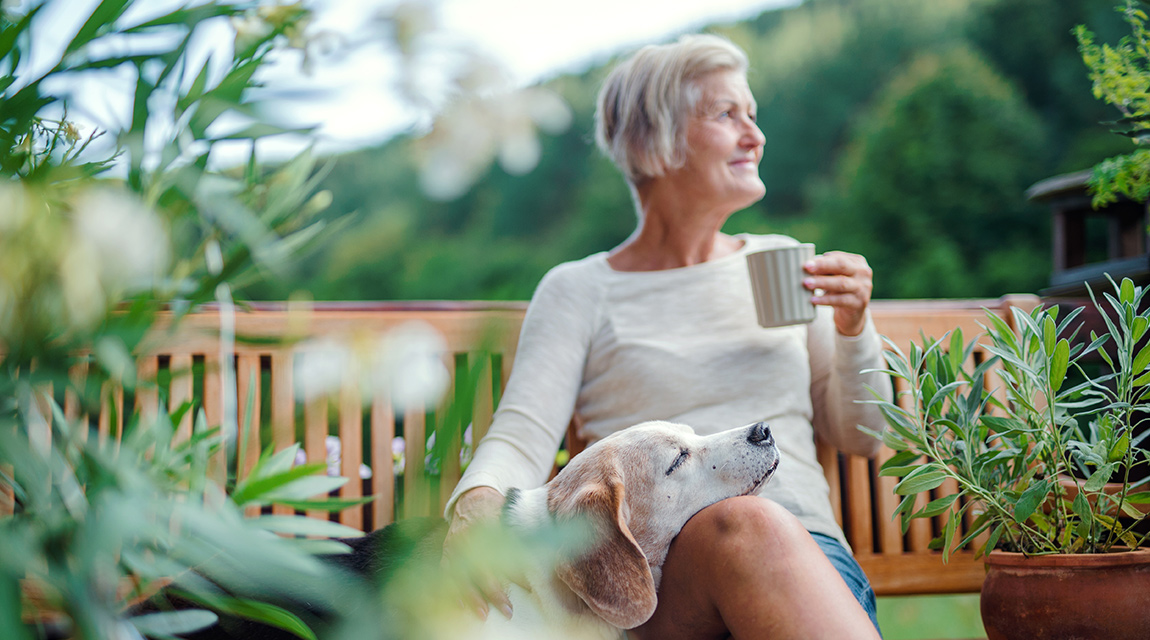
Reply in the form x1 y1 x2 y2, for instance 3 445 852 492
1108 432 1130 463
1013 479 1051 523
1050 339 1070 392
895 466 948 495
918 493 960 519
1084 463 1118 492
1120 277 1135 305
941 510 959 563
1133 343 1150 373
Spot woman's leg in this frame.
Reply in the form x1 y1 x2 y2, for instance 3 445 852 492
631 496 882 640
809 532 881 633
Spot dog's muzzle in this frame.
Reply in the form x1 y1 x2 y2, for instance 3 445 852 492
747 422 774 447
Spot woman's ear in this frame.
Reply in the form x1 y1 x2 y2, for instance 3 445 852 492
548 461 658 629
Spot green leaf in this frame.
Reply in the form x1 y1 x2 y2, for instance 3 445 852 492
252 515 365 539
1084 463 1118 492
268 496 377 512
1125 491 1150 504
231 462 327 506
948 329 965 374
1109 432 1130 463
1121 277 1135 304
1133 371 1150 387
1134 316 1149 343
1042 315 1057 354
1050 339 1070 393
170 590 317 640
941 510 958 563
1013 479 1050 523
1134 344 1150 374
918 494 960 519
983 524 1005 557
879 450 921 476
261 476 348 503
982 415 1035 435
65 0 132 55
283 538 356 555
129 610 219 636
894 466 948 496
212 123 316 141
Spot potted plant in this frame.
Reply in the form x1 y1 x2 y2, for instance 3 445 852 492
867 275 1150 640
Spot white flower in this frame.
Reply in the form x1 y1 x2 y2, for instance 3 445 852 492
294 335 353 400
71 188 169 296
373 321 449 412
294 322 449 413
231 13 273 55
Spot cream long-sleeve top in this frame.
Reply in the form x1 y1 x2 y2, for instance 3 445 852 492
446 233 892 548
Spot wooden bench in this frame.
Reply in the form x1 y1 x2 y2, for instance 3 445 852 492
1 295 1040 598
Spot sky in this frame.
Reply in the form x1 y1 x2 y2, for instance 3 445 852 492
245 0 801 152
21 0 800 160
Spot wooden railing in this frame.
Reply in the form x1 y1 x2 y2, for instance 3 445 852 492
1 295 1041 597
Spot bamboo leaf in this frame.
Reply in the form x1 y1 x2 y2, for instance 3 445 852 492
268 496 377 512
231 462 327 506
129 611 218 636
252 516 365 539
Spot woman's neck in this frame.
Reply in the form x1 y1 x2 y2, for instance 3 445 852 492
606 184 743 272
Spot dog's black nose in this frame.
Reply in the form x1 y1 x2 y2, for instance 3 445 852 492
748 422 773 446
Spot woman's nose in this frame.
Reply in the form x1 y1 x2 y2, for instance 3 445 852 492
740 119 765 148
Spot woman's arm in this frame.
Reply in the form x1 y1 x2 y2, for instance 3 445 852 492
808 307 891 457
803 251 891 457
444 262 601 517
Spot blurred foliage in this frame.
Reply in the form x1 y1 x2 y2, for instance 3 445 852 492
0 0 572 637
263 0 1131 304
1076 0 1150 207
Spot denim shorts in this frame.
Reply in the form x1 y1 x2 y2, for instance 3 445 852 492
811 532 882 636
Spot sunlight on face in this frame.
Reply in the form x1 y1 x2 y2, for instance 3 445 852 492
676 70 766 213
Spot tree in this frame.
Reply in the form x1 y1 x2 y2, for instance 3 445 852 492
818 45 1048 298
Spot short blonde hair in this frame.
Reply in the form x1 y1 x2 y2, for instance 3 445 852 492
595 34 749 184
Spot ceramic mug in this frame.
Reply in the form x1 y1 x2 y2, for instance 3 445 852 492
746 243 817 328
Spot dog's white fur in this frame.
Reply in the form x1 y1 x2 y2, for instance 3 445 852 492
471 420 780 639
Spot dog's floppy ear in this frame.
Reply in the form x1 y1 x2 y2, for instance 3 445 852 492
548 456 658 629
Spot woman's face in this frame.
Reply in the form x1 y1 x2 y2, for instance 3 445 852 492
674 70 766 213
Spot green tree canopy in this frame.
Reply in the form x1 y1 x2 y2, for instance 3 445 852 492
817 45 1048 298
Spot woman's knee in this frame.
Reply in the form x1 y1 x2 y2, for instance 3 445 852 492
685 496 805 551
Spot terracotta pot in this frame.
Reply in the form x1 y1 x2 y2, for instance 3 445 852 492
981 548 1150 640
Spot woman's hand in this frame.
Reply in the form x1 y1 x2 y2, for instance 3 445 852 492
803 251 874 337
443 486 515 621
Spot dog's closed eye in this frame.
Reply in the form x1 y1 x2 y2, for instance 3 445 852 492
666 449 689 476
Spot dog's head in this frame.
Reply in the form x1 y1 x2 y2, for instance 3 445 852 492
538 420 779 629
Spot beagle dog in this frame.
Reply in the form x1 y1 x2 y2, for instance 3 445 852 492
469 419 780 639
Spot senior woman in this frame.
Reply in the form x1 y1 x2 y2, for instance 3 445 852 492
444 34 891 639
